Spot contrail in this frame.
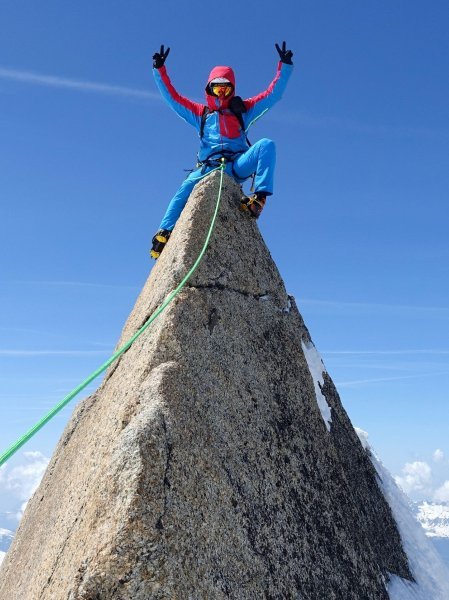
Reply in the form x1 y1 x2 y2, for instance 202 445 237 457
0 67 158 100
336 371 449 387
323 349 449 356
0 350 109 357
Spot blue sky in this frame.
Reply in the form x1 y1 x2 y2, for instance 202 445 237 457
1 0 449 521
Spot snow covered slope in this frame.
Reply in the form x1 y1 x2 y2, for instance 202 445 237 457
415 502 449 538
356 429 449 600
414 502 449 570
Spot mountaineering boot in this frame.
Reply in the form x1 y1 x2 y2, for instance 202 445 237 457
150 229 171 259
240 192 267 219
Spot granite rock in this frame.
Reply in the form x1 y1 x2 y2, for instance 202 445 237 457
0 172 412 599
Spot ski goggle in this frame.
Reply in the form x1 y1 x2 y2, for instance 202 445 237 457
210 83 233 97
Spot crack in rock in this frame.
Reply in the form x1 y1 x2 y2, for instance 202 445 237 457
155 414 173 532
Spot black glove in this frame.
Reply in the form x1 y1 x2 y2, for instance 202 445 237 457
275 41 293 65
153 44 170 69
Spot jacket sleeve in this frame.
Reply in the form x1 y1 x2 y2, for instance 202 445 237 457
243 62 293 129
153 66 203 130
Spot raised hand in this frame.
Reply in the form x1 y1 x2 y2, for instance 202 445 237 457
275 41 293 65
153 44 170 69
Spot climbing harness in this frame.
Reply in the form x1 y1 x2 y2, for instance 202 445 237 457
196 148 255 193
197 149 243 174
0 161 227 468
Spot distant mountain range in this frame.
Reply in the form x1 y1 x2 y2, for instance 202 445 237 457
414 501 449 538
413 501 449 568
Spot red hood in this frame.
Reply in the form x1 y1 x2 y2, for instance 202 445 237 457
205 65 235 109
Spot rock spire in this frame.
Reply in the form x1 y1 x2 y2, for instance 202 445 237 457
0 172 413 599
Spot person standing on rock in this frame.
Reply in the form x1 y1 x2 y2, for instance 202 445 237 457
150 42 293 259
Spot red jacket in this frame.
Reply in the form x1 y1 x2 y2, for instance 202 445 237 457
153 62 293 161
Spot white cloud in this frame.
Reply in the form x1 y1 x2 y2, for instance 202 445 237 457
0 452 49 520
395 461 432 496
434 481 449 502
433 449 445 463
0 67 158 100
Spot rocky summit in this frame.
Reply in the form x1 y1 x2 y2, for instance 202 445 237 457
0 172 413 599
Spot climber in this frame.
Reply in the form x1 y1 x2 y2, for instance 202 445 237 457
150 42 294 259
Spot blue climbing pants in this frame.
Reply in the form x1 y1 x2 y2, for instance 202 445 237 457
159 138 276 231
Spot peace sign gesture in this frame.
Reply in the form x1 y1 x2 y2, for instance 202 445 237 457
275 41 293 65
153 44 171 69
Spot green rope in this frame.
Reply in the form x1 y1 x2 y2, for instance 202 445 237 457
0 163 226 467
